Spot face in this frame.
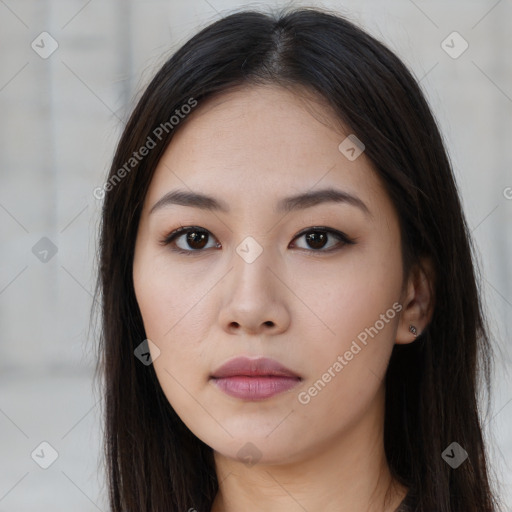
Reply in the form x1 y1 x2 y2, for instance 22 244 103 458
133 85 406 465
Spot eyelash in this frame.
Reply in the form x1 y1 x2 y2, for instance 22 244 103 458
158 225 356 256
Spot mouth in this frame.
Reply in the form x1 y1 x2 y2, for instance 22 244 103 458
210 356 302 400
211 375 301 400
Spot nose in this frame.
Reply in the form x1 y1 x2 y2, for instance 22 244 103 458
218 245 291 336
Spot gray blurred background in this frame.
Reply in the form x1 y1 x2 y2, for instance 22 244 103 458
0 0 511 510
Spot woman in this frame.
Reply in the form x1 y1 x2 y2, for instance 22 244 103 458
94 6 501 511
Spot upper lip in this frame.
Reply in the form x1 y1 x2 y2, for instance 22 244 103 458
210 356 301 379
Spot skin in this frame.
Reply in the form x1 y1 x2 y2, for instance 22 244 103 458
132 85 433 512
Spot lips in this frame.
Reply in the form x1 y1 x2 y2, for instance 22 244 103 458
210 356 302 400
210 356 301 379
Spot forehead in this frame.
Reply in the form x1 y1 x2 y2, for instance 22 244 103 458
168 84 345 158
143 85 386 216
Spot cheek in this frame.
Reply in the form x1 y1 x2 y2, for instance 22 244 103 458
292 247 402 346
293 241 402 410
133 258 213 423
133 255 211 417
133 245 212 343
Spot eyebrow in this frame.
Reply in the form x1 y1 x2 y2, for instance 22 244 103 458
149 187 371 217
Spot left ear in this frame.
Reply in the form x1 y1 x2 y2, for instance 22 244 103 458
396 256 435 344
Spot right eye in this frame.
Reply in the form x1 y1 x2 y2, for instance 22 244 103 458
160 226 221 255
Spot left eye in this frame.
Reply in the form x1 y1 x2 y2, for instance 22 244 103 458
291 227 354 252
160 226 355 254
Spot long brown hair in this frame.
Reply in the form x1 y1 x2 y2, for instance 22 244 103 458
93 6 501 511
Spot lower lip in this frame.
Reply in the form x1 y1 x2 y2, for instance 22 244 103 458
211 376 301 400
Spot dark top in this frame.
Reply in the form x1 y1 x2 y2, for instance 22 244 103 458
394 488 418 512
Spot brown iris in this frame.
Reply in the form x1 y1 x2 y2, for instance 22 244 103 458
186 230 209 250
305 231 328 250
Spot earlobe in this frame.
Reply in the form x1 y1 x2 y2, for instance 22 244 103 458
396 257 435 345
